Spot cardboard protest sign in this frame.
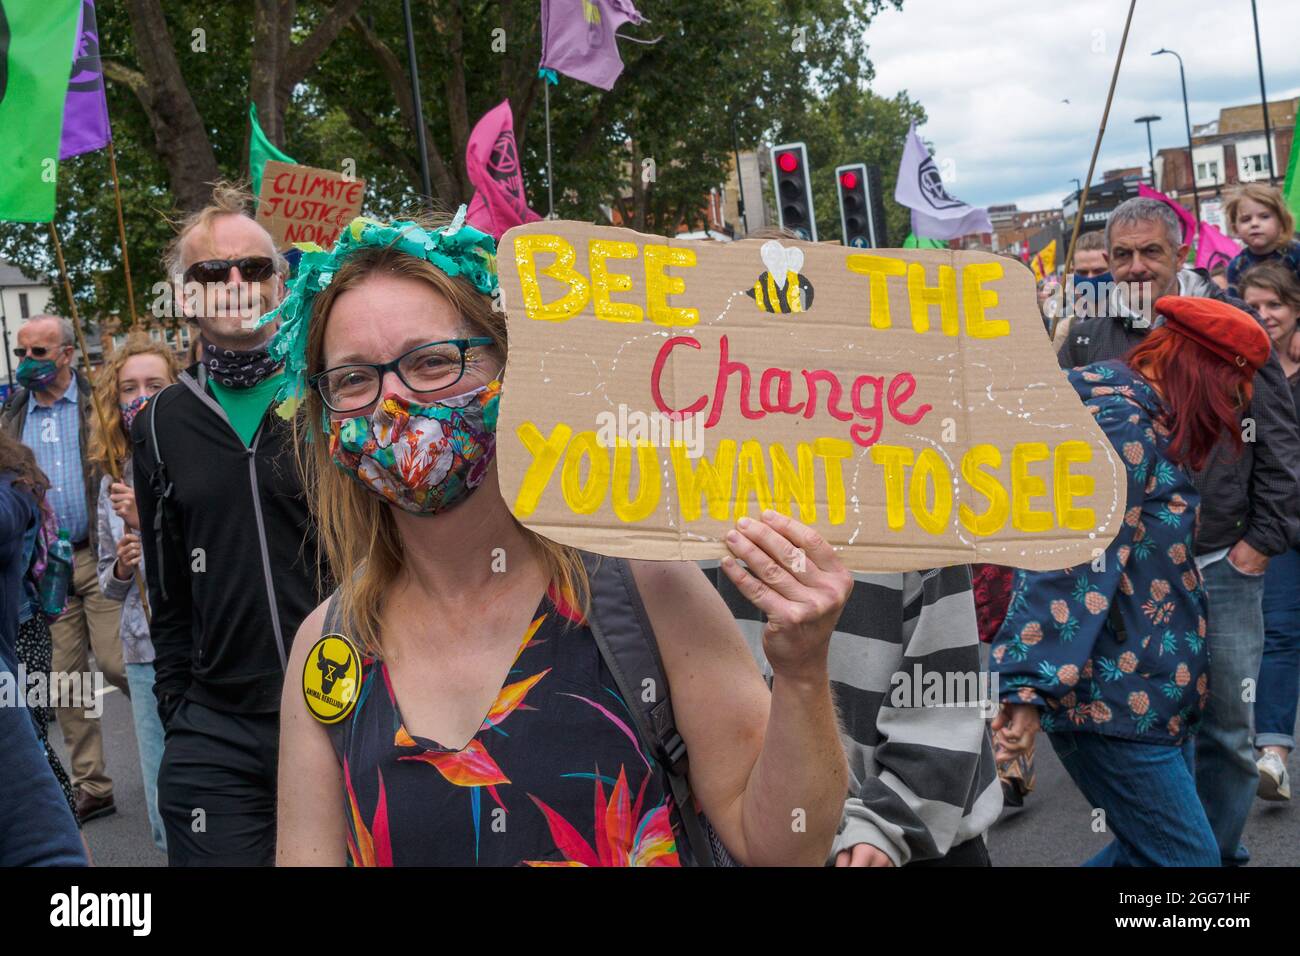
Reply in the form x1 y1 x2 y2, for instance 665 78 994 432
495 222 1126 572
256 160 365 250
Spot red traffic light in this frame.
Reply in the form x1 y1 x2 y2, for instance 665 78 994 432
777 151 799 173
839 171 858 190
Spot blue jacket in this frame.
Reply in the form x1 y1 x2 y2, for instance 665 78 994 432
992 362 1209 745
0 477 85 865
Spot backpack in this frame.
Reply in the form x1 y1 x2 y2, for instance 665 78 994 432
143 382 185 604
321 552 735 868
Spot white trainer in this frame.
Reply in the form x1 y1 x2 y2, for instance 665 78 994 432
1257 750 1291 802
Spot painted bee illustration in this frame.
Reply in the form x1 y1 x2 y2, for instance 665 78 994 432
746 240 815 313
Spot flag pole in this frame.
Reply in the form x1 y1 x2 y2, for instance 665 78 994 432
1055 0 1138 340
47 221 151 623
544 80 556 219
106 141 137 324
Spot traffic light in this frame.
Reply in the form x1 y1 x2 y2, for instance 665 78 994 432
835 163 870 247
770 142 817 241
835 162 888 248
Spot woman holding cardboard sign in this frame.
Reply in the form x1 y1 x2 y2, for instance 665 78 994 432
268 211 850 867
991 296 1273 867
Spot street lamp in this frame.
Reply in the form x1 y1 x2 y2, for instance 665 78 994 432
1135 115 1161 186
1250 0 1276 183
1153 48 1200 222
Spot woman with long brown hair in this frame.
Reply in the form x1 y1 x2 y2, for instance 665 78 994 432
88 332 180 851
991 295 1273 866
272 211 851 866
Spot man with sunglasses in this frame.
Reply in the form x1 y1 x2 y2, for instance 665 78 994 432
132 183 328 866
2 315 128 825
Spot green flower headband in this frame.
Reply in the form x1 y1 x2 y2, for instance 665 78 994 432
255 205 499 406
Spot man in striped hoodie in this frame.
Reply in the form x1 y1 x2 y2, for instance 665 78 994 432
708 563 1002 865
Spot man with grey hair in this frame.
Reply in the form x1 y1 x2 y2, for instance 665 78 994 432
134 182 327 865
2 314 127 824
1060 195 1300 866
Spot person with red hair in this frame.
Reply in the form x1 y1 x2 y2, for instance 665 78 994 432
992 296 1272 866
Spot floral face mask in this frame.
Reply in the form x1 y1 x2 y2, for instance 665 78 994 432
120 394 151 433
327 381 501 514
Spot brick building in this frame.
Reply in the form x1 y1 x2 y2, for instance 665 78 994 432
1155 97 1298 223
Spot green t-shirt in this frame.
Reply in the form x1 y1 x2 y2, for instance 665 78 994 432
208 372 284 446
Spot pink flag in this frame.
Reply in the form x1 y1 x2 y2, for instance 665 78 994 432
464 100 541 241
539 0 645 91
1195 220 1242 271
1137 183 1196 246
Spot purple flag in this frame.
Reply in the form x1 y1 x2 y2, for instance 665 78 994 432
539 0 644 91
59 0 112 160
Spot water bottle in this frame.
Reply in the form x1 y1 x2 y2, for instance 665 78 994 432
38 529 75 617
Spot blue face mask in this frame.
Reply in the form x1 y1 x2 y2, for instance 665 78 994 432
1073 271 1112 293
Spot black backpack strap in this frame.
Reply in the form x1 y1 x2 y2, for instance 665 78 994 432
579 552 718 867
146 384 180 604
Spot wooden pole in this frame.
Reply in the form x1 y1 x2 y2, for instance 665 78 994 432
1055 0 1139 341
47 222 151 623
106 141 137 324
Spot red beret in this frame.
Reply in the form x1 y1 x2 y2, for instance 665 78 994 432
1155 295 1271 370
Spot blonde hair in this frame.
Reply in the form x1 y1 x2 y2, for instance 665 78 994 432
162 180 288 283
88 333 180 472
295 215 589 656
1226 183 1296 250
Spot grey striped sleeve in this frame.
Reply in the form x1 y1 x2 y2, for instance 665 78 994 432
701 561 1000 865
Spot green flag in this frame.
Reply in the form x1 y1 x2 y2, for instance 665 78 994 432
902 233 948 249
249 102 295 197
1284 104 1300 227
0 5 82 222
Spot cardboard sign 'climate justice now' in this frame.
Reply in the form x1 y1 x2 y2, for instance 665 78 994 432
255 160 366 251
495 221 1124 572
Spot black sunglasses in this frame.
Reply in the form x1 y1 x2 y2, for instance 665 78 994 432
15 345 68 359
183 256 276 285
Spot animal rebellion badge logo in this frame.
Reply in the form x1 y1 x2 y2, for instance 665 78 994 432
302 634 361 724
747 240 815 314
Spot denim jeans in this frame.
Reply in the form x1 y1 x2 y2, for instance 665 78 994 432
125 663 167 852
1049 732 1218 867
1258 547 1300 751
1195 555 1266 866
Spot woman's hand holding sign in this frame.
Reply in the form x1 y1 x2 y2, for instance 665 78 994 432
721 509 854 682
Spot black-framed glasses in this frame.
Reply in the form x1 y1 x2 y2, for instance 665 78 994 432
310 338 495 413
183 256 276 285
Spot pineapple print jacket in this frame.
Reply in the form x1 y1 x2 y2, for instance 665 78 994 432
991 361 1209 745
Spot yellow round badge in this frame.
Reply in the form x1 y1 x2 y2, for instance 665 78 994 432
302 634 361 724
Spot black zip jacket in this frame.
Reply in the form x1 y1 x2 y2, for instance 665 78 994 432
132 365 328 715
1059 273 1300 556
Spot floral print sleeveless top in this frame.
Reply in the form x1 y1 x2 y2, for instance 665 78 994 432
324 582 684 866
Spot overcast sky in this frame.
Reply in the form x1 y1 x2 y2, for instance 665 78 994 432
864 0 1300 212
